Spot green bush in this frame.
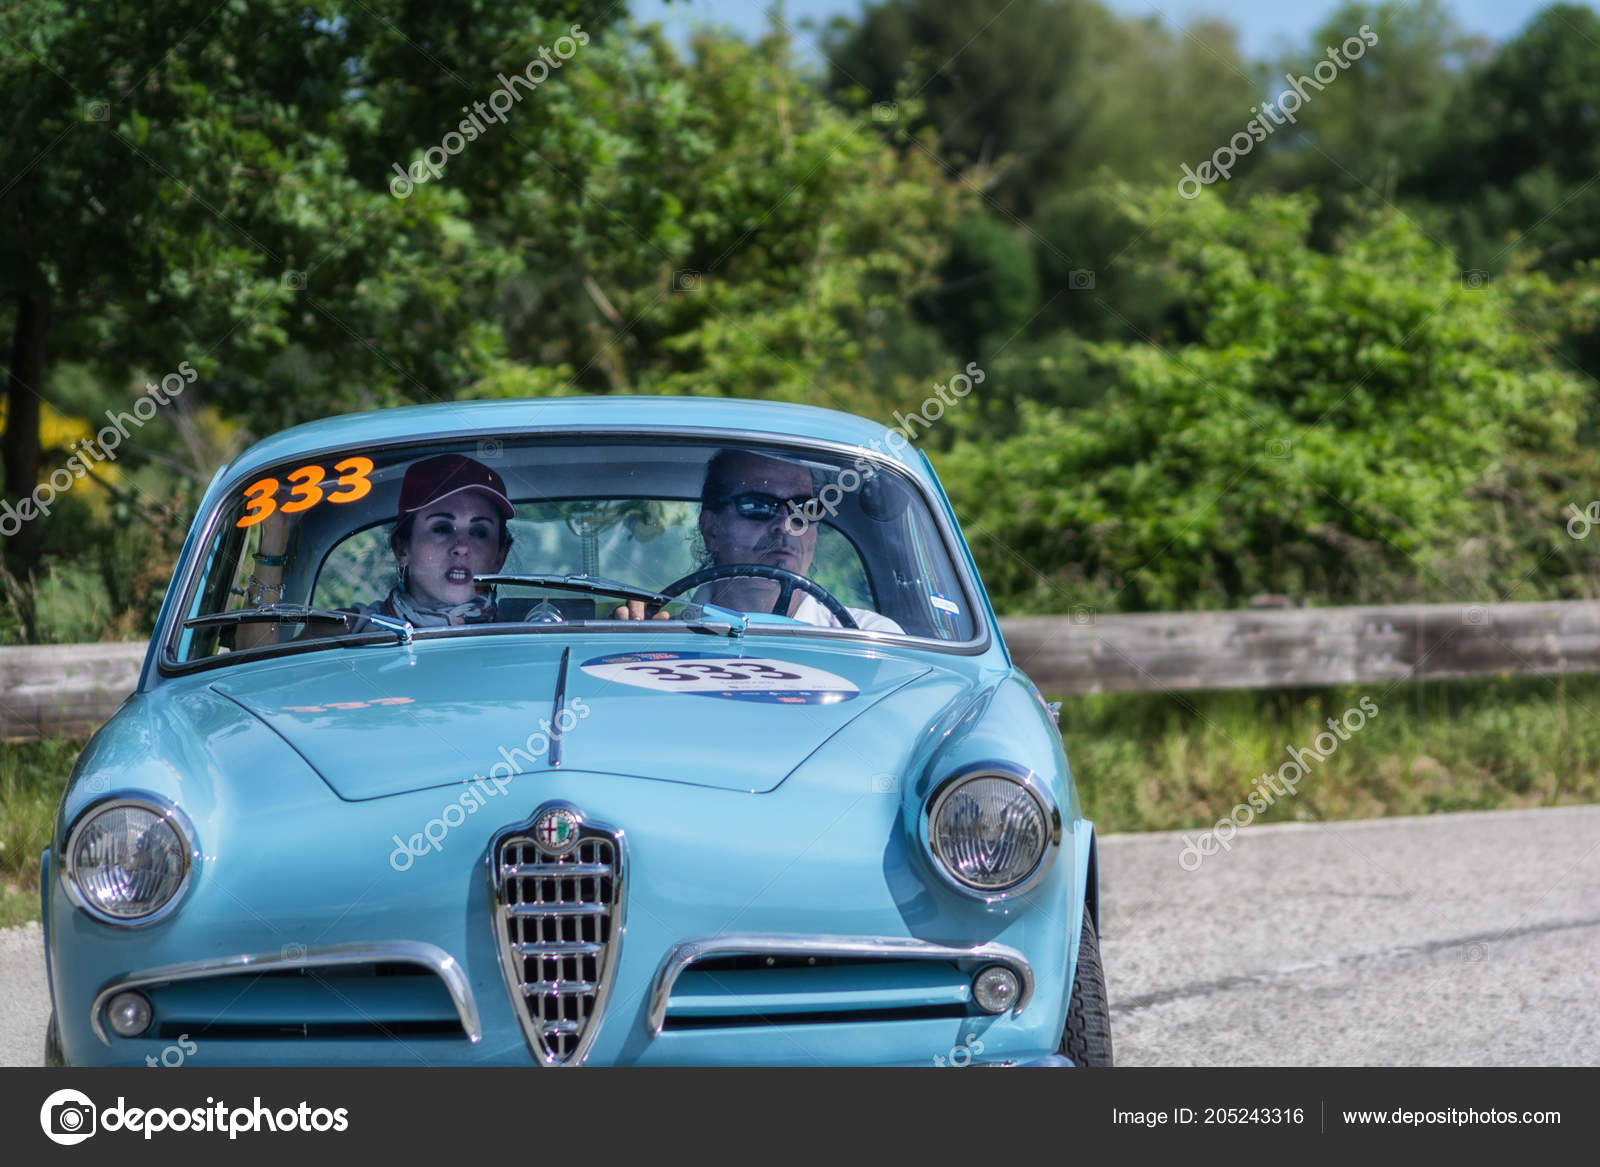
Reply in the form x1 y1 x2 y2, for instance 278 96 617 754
941 186 1600 613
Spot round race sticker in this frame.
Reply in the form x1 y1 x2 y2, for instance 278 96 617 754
580 651 860 705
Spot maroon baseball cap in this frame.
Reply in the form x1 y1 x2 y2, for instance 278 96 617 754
397 453 515 521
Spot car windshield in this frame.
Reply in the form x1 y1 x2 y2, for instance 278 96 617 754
169 436 981 665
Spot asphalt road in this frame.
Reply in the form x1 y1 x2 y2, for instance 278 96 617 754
3 804 1597 1066
1099 804 1600 1065
1 920 48 1068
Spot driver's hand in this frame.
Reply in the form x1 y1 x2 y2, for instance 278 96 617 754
610 601 671 620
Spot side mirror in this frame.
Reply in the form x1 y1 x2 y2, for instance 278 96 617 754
859 473 911 522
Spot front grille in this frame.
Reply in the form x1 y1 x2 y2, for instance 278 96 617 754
493 829 621 1065
647 936 1035 1037
656 958 975 1030
146 962 471 1042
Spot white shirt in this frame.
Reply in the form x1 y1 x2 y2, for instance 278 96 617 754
693 585 902 633
791 592 903 634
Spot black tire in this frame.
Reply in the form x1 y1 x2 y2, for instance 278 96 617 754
1059 904 1113 1066
44 1011 66 1067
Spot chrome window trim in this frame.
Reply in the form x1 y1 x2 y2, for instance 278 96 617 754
487 803 627 1067
647 933 1035 1036
62 794 199 929
919 761 1064 902
156 426 991 679
89 940 481 1046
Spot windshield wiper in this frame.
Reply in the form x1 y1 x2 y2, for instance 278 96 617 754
477 573 746 639
475 573 674 607
183 605 413 645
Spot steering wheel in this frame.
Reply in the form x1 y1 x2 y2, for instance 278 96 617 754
520 599 566 624
658 563 859 630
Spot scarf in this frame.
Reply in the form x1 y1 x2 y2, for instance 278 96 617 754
364 587 497 629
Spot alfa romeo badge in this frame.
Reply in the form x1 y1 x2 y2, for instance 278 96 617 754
532 806 581 857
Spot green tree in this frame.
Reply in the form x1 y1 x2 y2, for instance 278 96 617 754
1407 3 1600 274
823 0 1257 215
442 20 968 417
913 214 1038 359
1402 3 1600 400
0 0 616 635
940 185 1599 613
823 0 1110 215
2 11 972 640
1245 0 1482 227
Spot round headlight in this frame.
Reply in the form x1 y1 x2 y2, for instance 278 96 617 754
67 801 191 923
929 772 1055 894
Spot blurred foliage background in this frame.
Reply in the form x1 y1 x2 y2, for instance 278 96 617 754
6 0 1600 884
5 0 1600 639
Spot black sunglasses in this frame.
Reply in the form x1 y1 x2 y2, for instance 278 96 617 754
722 492 816 520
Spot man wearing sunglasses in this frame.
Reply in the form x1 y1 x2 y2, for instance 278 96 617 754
612 449 901 632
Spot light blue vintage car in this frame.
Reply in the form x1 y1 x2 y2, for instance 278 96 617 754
42 397 1110 1067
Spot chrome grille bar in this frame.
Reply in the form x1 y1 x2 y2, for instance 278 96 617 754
501 863 612 878
513 940 604 956
489 805 624 1067
522 981 598 996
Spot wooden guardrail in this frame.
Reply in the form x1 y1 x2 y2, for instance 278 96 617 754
1001 600 1600 695
4 600 1600 738
0 642 147 741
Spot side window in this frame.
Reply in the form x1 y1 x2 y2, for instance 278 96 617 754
810 526 874 611
312 526 394 610
177 523 247 660
901 508 977 639
179 519 319 661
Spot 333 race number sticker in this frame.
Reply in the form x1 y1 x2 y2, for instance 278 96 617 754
580 651 859 705
235 455 374 528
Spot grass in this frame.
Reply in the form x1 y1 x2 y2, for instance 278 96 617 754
0 739 82 928
0 883 41 930
1062 675 1600 833
1 675 1599 927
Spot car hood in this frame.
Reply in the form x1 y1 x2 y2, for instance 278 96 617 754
208 634 937 799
